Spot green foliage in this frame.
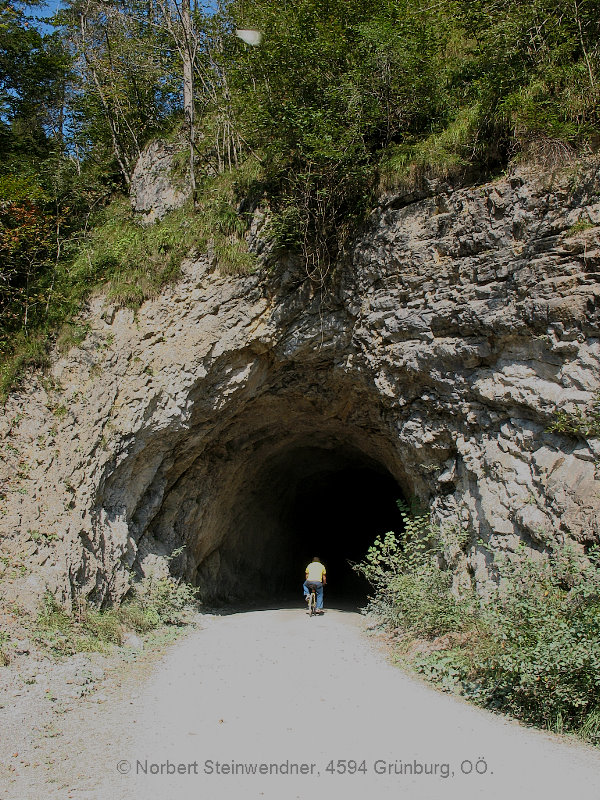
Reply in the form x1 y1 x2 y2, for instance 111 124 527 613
132 572 199 627
35 573 198 655
224 0 600 271
462 544 600 743
0 163 257 398
36 593 94 655
547 392 600 439
0 0 69 161
448 0 600 166
56 323 90 353
3 0 600 401
567 219 595 236
0 332 48 399
379 105 482 189
56 0 179 185
354 500 475 637
413 648 471 694
75 170 256 301
360 502 600 745
72 197 189 308
226 0 452 276
214 239 257 275
0 174 54 333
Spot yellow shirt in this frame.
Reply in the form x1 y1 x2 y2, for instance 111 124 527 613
305 561 326 582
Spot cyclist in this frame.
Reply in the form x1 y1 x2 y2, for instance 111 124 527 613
303 557 326 614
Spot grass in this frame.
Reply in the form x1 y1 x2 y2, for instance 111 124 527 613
33 574 199 657
378 105 481 191
56 323 91 354
566 218 595 237
0 160 261 402
0 333 50 401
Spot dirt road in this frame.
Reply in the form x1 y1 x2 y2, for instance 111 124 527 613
3 608 600 800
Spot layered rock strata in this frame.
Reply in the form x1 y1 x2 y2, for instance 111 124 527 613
1 161 599 606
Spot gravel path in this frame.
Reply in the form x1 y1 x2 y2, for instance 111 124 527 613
3 607 600 800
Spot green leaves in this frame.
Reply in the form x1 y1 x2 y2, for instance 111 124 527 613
357 499 600 744
0 173 54 348
223 0 600 273
0 0 69 160
354 499 475 638
456 0 600 150
466 544 600 741
547 393 600 439
472 550 600 740
3 0 600 390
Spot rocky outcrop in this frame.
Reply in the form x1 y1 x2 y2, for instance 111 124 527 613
130 139 191 223
1 159 599 607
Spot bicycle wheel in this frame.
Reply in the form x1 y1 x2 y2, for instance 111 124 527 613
308 590 316 616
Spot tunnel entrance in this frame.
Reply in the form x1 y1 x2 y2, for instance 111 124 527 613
201 442 407 609
114 366 416 610
283 464 406 606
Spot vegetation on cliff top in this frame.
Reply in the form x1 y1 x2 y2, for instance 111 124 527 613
1 0 600 395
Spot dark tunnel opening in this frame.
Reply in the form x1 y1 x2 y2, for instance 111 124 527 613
207 443 408 610
279 466 406 607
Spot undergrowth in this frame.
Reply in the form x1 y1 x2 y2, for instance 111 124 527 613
547 391 600 439
355 501 600 746
34 573 199 657
73 166 259 293
0 162 259 401
378 105 483 191
77 164 259 308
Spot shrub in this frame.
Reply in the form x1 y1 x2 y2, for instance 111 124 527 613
354 500 476 637
547 392 600 439
464 544 600 743
34 572 199 656
131 573 199 627
357 501 600 745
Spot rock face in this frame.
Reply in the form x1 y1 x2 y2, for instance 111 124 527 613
130 139 191 224
1 160 600 607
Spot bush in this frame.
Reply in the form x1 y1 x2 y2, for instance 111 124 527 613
34 573 199 656
357 502 600 745
464 545 600 742
354 500 476 637
547 391 600 439
131 573 199 627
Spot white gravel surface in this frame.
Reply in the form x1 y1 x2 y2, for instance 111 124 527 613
2 607 600 800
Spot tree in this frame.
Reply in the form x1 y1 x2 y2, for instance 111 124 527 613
0 174 54 348
59 0 180 186
0 0 69 163
154 0 199 201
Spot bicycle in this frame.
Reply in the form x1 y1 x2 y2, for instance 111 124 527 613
306 586 317 616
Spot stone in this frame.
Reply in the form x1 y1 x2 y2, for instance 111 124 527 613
122 632 144 651
130 138 191 224
1 160 600 605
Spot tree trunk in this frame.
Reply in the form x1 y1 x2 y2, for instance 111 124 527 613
181 0 197 207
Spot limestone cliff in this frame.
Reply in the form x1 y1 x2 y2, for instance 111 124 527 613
1 159 599 607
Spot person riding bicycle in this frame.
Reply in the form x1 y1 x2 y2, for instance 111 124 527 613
303 557 326 614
